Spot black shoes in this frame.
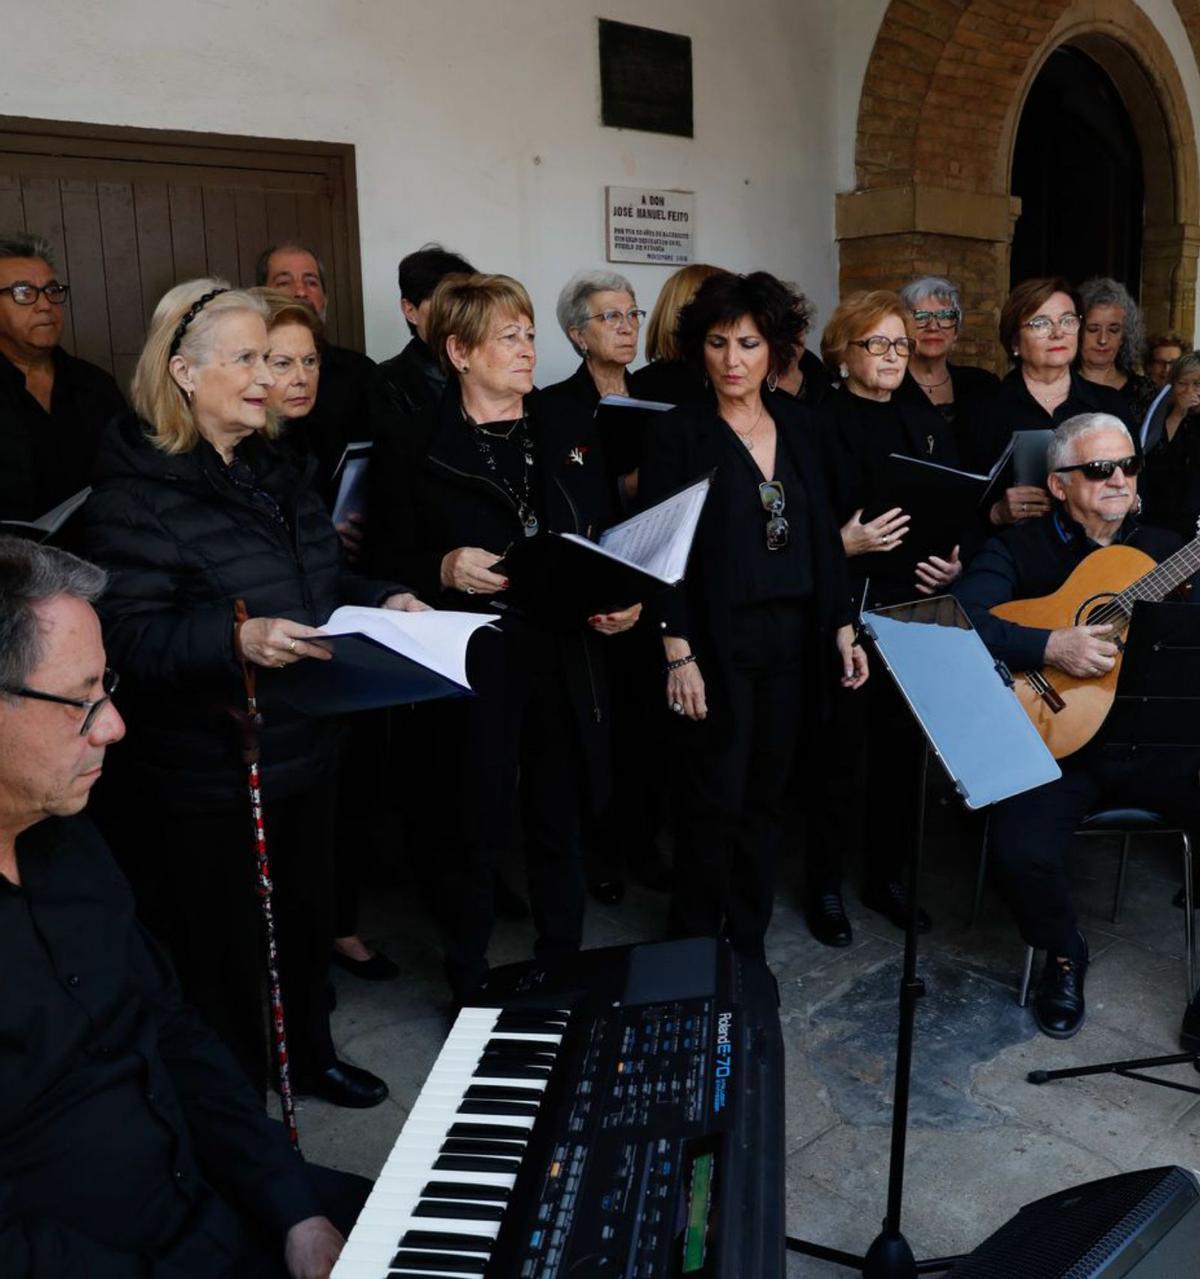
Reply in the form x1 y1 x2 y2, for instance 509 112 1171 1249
589 879 626 906
805 890 853 948
294 1061 389 1108
331 948 400 981
1032 937 1088 1039
862 880 932 934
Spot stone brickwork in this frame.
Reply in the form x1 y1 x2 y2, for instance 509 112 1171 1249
841 0 1200 371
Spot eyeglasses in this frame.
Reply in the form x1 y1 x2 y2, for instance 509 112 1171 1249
1 668 119 734
1022 312 1081 336
1053 456 1143 482
0 281 70 305
585 308 646 327
267 353 321 374
849 336 915 357
911 308 960 329
758 481 789 551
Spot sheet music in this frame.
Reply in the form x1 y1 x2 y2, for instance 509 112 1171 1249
558 474 710 584
320 606 498 690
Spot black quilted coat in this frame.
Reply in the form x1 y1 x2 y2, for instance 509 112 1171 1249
83 413 398 813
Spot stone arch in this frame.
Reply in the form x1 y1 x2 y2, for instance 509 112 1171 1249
838 0 1200 368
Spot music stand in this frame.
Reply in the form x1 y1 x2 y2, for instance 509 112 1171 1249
1024 600 1200 1093
786 596 1061 1277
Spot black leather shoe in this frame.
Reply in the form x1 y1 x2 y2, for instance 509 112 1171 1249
1032 939 1088 1040
805 891 853 948
589 878 626 906
495 879 530 920
294 1061 389 1109
862 880 932 933
331 948 400 981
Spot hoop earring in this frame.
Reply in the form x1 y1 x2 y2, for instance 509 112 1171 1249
766 373 778 393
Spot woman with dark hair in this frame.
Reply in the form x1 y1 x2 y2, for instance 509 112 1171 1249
969 277 1137 522
773 287 831 407
638 270 867 960
365 273 640 1002
83 278 424 1108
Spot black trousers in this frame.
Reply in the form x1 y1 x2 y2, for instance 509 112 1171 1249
106 774 340 1093
988 744 1200 952
670 602 807 958
431 625 587 1000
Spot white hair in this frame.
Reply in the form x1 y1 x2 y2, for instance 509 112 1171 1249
1046 412 1134 472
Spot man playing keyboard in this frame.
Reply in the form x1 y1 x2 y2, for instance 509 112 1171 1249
0 537 368 1278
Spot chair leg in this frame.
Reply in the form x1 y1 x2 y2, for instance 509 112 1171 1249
1112 833 1131 925
1182 832 1195 1002
1019 946 1036 1007
970 814 990 928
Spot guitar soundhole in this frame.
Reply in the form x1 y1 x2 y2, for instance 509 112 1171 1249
1081 594 1119 627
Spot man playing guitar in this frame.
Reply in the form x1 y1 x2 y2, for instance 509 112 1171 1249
956 412 1200 1040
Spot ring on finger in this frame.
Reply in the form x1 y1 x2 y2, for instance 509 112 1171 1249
288 638 297 653
671 701 684 714
465 586 476 595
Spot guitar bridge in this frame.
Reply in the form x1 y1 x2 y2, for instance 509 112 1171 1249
1025 670 1066 713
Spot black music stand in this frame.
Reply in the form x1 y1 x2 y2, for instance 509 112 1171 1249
1025 600 1200 1094
785 596 1061 1277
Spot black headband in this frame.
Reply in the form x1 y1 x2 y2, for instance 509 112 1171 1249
169 288 229 358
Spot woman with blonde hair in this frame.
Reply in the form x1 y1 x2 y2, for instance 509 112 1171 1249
630 262 726 404
84 277 423 1108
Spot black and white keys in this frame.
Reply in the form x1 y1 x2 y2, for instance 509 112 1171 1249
332 1006 569 1279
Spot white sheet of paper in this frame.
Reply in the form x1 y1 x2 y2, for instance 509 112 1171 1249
558 474 710 584
320 606 499 691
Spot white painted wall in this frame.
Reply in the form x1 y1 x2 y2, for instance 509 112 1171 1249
0 0 841 384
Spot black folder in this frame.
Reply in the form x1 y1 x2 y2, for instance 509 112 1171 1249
1 487 91 544
593 394 673 480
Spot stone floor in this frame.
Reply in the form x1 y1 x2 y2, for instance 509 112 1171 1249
299 799 1200 1275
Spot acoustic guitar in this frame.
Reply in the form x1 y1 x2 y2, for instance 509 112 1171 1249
991 537 1200 758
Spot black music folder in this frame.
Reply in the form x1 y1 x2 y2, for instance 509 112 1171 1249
330 441 371 526
497 472 711 623
594 393 673 480
858 443 1013 581
1 487 91 543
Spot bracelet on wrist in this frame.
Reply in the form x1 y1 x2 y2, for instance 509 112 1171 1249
665 653 696 673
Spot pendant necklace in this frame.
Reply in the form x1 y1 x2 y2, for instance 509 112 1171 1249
729 401 765 451
463 407 540 537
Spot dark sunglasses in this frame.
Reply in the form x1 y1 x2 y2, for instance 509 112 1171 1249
758 481 789 551
1053 455 1143 482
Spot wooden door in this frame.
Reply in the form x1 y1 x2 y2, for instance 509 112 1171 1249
0 116 364 389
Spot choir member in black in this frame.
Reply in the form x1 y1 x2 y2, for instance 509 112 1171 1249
259 290 400 984
83 279 424 1108
629 262 727 407
364 273 640 1003
894 274 998 458
376 242 475 418
1146 330 1187 391
638 271 868 962
968 277 1138 510
0 232 126 525
804 290 961 947
1141 350 1200 537
1077 276 1156 423
0 537 368 1277
774 288 831 407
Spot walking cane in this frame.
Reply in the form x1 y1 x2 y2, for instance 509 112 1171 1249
233 598 300 1149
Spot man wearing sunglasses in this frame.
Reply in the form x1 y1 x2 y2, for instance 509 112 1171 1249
956 413 1200 1042
0 233 126 529
0 537 368 1278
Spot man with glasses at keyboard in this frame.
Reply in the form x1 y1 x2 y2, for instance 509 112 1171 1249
956 413 1200 1041
0 233 126 528
0 536 368 1278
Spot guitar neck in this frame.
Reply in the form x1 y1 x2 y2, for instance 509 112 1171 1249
1118 534 1200 608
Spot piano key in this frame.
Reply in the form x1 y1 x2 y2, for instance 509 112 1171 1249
388 1251 487 1274
447 1122 532 1140
457 1099 539 1117
481 1037 558 1056
414 1201 506 1222
433 1153 522 1173
422 1181 512 1202
440 1138 527 1156
462 1084 545 1101
471 1062 552 1080
399 1231 493 1253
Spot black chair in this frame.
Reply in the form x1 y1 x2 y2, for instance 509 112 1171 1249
970 807 1195 1006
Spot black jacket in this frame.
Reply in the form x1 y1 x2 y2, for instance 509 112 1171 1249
638 391 853 728
375 336 447 420
628 359 706 407
954 510 1184 671
965 367 1137 474
0 815 320 1277
364 383 617 780
0 347 127 523
83 414 397 812
894 361 999 463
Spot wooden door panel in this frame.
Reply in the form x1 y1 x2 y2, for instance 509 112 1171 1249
132 181 176 325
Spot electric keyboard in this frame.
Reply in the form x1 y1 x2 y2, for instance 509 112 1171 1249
333 937 785 1279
